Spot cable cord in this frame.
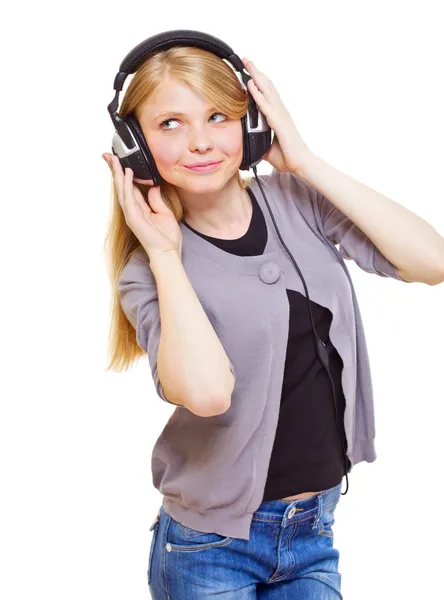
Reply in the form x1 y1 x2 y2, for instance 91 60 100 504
252 166 350 495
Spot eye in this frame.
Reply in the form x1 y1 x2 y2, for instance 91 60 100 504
160 112 227 130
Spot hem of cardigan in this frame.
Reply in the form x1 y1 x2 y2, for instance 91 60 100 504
349 438 377 465
162 496 254 541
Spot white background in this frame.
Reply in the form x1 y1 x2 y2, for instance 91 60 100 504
2 1 443 598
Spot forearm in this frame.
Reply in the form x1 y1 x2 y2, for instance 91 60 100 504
148 250 234 416
296 154 444 285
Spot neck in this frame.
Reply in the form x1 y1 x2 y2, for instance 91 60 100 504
181 180 252 236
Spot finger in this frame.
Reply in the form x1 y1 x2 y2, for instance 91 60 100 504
241 57 255 77
245 59 262 74
246 60 273 91
247 78 267 101
244 59 258 74
241 58 267 96
126 167 153 218
247 74 265 96
109 155 125 208
133 182 153 214
123 167 134 210
134 177 155 186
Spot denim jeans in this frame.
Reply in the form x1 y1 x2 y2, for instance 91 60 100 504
148 482 343 599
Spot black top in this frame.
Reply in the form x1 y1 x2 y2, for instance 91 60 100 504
182 186 347 500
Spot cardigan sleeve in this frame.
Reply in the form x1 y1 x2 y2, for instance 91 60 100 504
118 251 237 405
313 190 406 280
117 252 177 405
268 168 405 280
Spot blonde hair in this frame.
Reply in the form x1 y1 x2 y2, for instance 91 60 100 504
104 45 253 372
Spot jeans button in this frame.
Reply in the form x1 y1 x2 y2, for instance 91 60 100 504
288 507 296 518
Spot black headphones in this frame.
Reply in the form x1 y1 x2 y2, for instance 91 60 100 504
106 29 273 185
107 29 351 495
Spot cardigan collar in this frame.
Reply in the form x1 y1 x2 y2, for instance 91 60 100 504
179 175 282 274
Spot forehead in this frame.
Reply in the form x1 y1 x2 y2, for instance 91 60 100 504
144 79 215 120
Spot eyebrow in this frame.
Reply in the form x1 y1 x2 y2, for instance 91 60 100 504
153 107 219 120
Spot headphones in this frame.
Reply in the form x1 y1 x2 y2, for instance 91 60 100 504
106 29 272 185
107 29 350 495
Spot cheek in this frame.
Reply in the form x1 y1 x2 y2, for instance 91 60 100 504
221 135 243 157
219 123 244 156
150 138 181 166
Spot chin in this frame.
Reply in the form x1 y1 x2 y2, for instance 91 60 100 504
181 180 225 193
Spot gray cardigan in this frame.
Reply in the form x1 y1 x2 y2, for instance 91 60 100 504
118 168 407 541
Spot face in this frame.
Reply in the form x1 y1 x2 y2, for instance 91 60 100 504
138 77 244 194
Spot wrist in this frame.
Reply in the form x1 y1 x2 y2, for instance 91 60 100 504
147 249 182 276
293 152 321 181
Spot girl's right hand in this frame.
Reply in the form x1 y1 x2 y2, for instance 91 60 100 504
102 153 182 259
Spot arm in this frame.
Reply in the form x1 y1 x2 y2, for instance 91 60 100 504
268 168 407 280
296 154 444 285
149 250 235 417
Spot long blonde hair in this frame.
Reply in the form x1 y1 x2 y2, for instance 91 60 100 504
104 45 253 372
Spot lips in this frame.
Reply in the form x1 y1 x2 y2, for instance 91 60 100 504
186 161 220 167
184 161 222 173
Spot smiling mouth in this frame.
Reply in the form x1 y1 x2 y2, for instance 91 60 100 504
184 161 222 172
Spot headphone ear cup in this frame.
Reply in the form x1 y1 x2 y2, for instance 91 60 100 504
240 114 250 171
125 114 167 185
241 109 272 171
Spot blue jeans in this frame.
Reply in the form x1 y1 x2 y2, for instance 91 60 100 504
148 482 343 599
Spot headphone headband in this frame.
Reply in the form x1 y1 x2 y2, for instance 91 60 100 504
118 30 242 77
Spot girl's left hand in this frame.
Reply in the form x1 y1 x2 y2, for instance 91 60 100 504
241 57 314 175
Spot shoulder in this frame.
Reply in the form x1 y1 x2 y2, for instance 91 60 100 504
118 246 157 290
262 168 318 199
256 168 320 224
129 245 150 265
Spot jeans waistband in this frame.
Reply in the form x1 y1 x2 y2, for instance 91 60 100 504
254 482 343 519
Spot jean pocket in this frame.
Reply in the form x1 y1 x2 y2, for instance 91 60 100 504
316 499 339 538
166 516 234 552
147 510 161 585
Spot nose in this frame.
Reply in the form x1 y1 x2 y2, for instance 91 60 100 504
188 127 214 153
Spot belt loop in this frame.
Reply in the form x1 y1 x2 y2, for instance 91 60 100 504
312 492 323 530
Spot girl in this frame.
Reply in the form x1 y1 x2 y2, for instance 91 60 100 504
103 38 444 599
